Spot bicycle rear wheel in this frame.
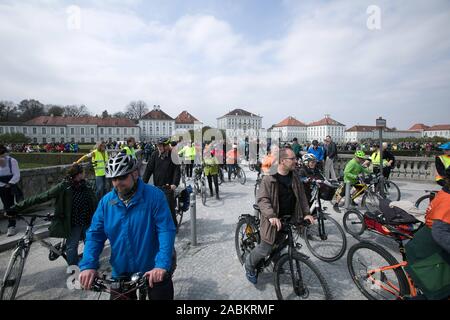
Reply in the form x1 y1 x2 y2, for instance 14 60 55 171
274 253 331 300
237 168 246 185
0 248 26 300
347 241 409 300
235 216 260 265
201 184 207 206
361 191 382 212
304 215 347 262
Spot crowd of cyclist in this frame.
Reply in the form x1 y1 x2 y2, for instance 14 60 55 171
1 134 449 300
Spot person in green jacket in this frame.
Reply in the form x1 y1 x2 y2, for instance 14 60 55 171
291 138 302 160
203 144 220 200
7 164 98 266
333 150 371 208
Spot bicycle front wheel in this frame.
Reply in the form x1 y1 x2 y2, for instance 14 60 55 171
415 194 432 212
274 253 331 300
304 215 347 262
0 249 26 300
343 209 366 238
383 180 401 201
201 185 207 206
347 241 409 300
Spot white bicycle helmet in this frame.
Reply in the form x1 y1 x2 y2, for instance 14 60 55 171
105 153 138 178
302 153 317 165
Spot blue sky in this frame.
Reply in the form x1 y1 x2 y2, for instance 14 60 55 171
0 0 449 129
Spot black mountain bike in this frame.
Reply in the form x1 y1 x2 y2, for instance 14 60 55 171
0 212 74 300
301 180 347 262
235 205 331 300
91 273 149 300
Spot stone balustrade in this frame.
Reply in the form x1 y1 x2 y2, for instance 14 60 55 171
334 154 436 182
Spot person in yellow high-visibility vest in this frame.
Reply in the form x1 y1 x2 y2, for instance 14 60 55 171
178 142 196 178
370 144 389 175
436 142 450 187
122 137 137 159
75 141 109 198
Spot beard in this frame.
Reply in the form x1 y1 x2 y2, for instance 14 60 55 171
116 176 138 200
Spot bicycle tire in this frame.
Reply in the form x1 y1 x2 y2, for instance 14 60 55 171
201 185 207 206
414 194 432 212
304 215 347 262
176 211 183 233
254 181 260 198
238 168 246 185
347 241 410 300
234 217 260 265
343 209 366 238
0 248 26 300
274 253 332 300
383 181 401 201
361 191 382 212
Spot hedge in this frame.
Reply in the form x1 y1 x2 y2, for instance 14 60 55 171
11 152 87 166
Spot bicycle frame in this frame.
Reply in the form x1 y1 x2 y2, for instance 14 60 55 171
366 260 417 299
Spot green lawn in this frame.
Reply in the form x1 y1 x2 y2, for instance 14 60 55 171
20 163 56 169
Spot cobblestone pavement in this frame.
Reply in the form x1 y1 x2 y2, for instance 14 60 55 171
0 168 436 300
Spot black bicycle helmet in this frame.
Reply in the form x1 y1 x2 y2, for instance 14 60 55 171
157 137 171 145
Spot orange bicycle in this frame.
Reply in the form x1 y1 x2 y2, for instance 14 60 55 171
347 225 421 300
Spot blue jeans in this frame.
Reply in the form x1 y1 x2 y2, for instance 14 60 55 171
95 176 107 199
66 225 88 266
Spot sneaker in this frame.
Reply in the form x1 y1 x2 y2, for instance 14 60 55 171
243 264 258 285
7 227 16 237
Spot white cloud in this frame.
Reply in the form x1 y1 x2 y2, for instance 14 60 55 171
0 0 449 129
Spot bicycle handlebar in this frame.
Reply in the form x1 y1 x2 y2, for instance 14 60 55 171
91 273 148 293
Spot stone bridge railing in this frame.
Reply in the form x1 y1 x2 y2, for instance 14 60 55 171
12 154 437 201
334 154 436 182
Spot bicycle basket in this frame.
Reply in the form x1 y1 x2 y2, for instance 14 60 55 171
179 185 193 212
319 183 338 201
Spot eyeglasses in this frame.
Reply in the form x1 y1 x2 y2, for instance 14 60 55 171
283 157 296 161
112 173 130 182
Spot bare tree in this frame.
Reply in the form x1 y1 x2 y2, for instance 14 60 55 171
125 100 149 121
112 112 127 118
63 105 90 117
18 99 45 121
46 105 65 117
0 101 19 122
101 110 109 118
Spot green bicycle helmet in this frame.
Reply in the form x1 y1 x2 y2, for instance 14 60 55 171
355 150 366 159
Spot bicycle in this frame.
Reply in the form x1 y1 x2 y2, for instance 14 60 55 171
415 190 439 212
172 186 192 232
299 179 347 262
347 223 423 300
229 165 246 185
180 161 187 188
235 205 331 300
332 173 401 212
0 212 76 300
90 272 149 300
192 166 207 206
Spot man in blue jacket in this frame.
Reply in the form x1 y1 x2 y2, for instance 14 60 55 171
307 140 325 172
79 153 176 300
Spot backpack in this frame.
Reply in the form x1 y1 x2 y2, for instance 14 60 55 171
378 198 419 225
179 185 193 212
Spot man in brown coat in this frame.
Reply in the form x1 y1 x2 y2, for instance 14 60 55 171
244 148 314 284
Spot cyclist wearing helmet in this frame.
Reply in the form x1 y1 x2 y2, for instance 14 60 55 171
8 164 97 266
436 142 450 187
297 153 325 203
79 153 176 300
333 150 371 208
142 137 180 225
307 140 325 171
